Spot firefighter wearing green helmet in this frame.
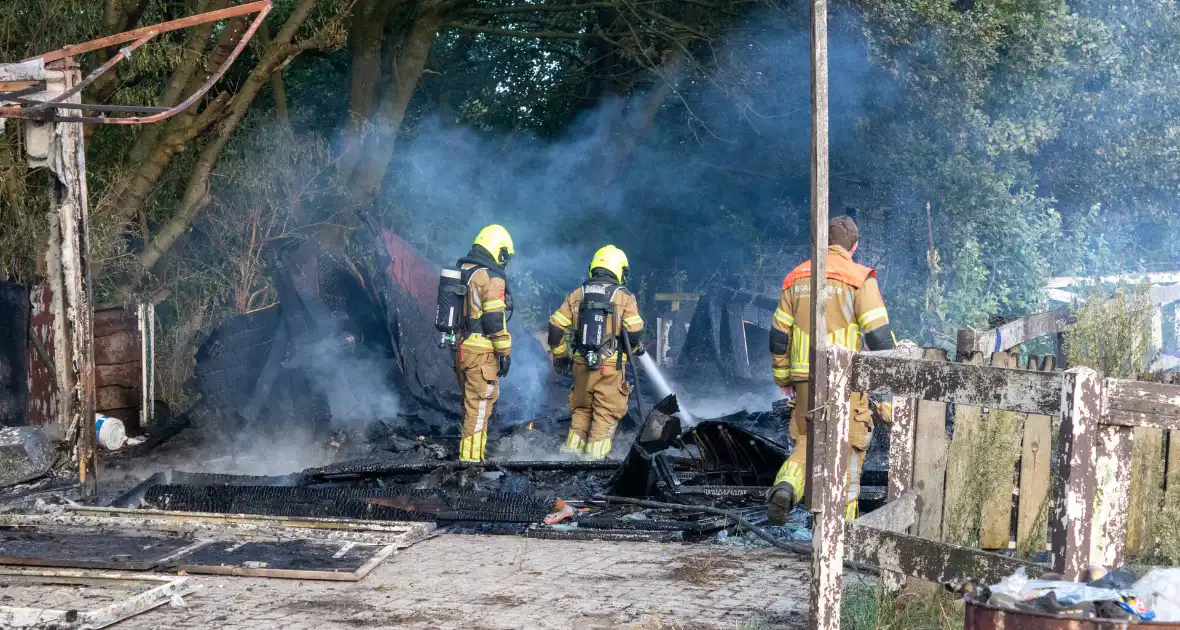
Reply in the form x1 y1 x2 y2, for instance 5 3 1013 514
450 224 514 462
547 245 645 460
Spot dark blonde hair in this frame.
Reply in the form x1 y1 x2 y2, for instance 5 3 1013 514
829 216 859 250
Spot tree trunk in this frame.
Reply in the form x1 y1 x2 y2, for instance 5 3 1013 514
337 0 404 182
349 10 444 203
100 0 228 219
133 0 323 279
89 0 151 105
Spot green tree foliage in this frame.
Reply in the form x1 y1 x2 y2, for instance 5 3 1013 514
4 0 1180 408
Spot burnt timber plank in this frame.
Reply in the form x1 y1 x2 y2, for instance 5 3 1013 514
1016 354 1052 554
845 522 1047 589
955 308 1073 358
979 351 1021 550
169 539 394 581
943 352 984 545
911 348 949 540
849 354 1063 416
1051 367 1103 580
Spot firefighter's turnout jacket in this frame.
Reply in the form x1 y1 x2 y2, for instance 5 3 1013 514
548 275 644 459
454 254 512 463
769 245 892 519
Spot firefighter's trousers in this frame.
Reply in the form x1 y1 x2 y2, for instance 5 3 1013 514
564 360 631 460
455 351 500 462
773 382 872 519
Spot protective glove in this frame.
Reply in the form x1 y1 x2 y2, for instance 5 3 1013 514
553 356 572 377
497 354 511 378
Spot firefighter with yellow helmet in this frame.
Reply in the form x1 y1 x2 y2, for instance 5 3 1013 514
547 245 645 460
442 225 515 462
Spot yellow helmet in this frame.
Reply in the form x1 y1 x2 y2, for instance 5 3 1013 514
473 224 515 265
589 245 629 284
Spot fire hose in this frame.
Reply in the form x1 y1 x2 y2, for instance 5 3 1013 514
594 494 879 575
621 328 646 423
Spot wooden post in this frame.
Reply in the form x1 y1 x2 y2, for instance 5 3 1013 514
5 60 97 489
1050 366 1102 580
1091 422 1132 567
811 345 850 630
806 0 835 625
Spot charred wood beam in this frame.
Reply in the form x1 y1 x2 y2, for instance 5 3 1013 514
955 308 1073 359
845 522 1047 590
849 355 1063 416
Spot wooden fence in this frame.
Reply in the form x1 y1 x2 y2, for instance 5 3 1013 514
812 342 1180 629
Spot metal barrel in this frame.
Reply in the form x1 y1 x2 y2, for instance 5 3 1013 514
965 597 1180 629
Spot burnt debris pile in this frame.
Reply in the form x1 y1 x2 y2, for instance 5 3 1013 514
111 393 889 543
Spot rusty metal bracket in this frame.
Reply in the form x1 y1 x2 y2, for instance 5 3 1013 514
0 1 271 124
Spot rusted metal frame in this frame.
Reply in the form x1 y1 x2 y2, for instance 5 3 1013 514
26 1 272 63
811 345 851 630
2 2 272 125
15 100 170 113
955 308 1073 359
850 354 1064 416
1050 367 1103 580
845 522 1047 591
0 85 46 102
19 32 156 114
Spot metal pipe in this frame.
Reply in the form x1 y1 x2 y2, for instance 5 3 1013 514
20 32 156 113
26 1 272 63
622 328 646 422
1 1 271 125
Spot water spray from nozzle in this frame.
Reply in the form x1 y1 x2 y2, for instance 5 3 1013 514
636 353 695 423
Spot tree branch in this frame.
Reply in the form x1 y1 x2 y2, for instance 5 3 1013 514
459 2 616 16
443 22 598 40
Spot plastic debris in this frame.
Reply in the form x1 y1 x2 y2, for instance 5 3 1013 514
983 566 1157 622
1133 568 1180 622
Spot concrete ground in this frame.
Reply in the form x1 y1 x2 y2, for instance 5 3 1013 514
11 534 817 629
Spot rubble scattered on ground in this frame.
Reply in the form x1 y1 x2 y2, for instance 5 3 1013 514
978 566 1180 622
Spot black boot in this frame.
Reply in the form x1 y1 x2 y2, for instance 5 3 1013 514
766 481 797 526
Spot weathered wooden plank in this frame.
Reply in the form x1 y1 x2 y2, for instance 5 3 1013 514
1126 427 1164 556
1091 424 1132 567
1107 378 1180 418
94 329 139 365
854 491 916 533
849 354 1063 416
912 348 949 541
1051 367 1103 580
810 345 849 630
955 309 1073 357
888 396 916 502
1016 354 1052 555
1168 431 1180 513
95 361 140 389
943 352 984 545
845 523 1047 590
979 351 1022 550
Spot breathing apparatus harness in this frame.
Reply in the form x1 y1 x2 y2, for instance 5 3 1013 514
435 247 513 349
